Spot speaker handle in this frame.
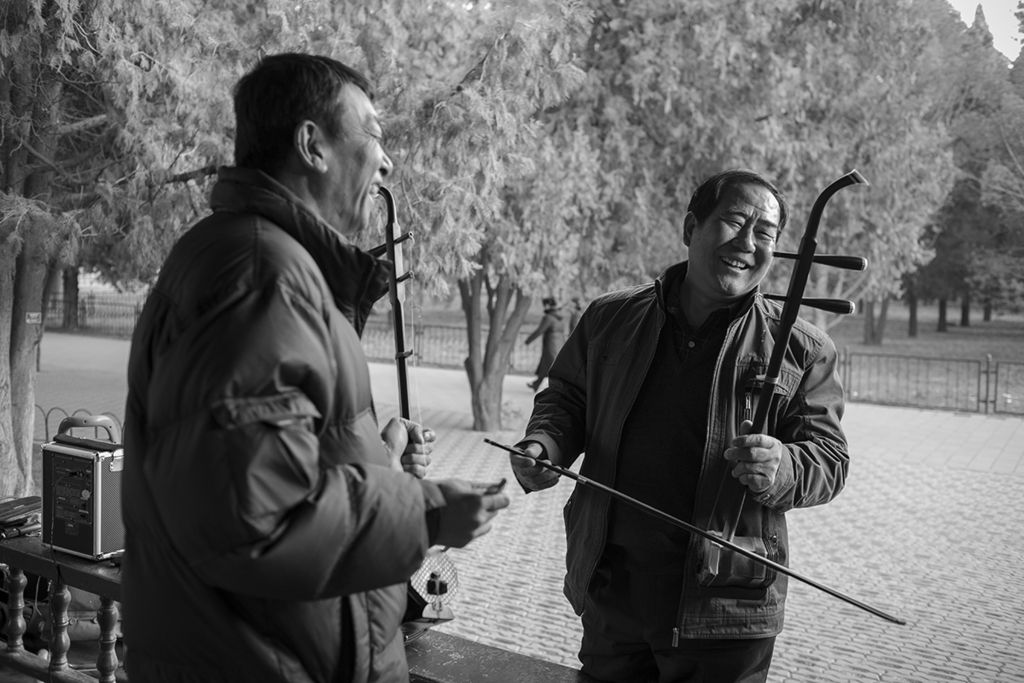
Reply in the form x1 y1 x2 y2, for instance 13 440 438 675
57 414 118 443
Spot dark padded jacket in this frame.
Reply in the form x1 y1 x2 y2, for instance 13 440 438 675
122 167 443 682
523 262 849 639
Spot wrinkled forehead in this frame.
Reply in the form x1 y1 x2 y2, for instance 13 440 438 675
333 83 381 133
715 183 781 224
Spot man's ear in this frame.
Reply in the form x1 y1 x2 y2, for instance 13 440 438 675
294 120 328 173
683 212 697 246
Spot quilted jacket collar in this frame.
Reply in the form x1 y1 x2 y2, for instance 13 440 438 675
209 166 391 333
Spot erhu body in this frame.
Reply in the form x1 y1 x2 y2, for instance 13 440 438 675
697 170 868 590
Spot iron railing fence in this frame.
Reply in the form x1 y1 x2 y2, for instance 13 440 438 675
44 296 547 374
841 351 1024 415
45 294 142 338
991 360 1024 415
43 295 1024 417
842 353 983 413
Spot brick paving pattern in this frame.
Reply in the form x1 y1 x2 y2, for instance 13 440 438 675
23 333 1024 682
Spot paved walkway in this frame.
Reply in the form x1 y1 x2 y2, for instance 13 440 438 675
22 333 1024 682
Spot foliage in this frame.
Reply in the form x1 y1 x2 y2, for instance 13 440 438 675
4 0 1024 464
917 2 1024 313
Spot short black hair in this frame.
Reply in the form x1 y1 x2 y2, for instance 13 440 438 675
686 169 789 232
232 53 371 174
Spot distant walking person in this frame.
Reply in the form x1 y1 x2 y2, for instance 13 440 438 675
568 297 583 332
525 297 564 391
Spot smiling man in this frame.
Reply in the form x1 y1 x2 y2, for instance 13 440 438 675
510 170 849 682
122 54 510 683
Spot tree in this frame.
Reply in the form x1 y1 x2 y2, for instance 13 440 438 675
916 3 1024 329
0 0 262 495
334 1 592 430
2 0 594 475
2 0 104 496
546 0 959 346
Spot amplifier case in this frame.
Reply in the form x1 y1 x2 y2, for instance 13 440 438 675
41 417 124 561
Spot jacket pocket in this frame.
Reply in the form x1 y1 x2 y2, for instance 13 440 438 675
212 390 322 431
211 391 323 532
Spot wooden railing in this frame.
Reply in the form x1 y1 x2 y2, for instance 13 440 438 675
0 536 124 682
0 537 581 683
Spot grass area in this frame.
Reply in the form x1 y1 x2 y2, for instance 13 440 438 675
74 287 1024 364
408 299 1024 363
827 303 1024 362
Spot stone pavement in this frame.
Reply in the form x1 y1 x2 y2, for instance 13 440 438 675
24 333 1024 682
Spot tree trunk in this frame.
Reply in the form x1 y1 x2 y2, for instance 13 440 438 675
467 372 504 432
459 271 532 431
874 297 889 343
3 62 64 496
861 297 888 345
862 299 876 344
0 246 20 497
937 298 948 332
960 292 970 327
9 221 53 496
62 265 80 329
983 302 992 322
906 281 918 338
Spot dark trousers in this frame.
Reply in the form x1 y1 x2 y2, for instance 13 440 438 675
578 547 775 683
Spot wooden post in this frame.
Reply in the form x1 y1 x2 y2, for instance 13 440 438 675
4 567 27 652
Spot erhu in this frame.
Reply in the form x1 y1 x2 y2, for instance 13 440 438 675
371 188 460 632
700 169 866 592
369 187 414 417
489 170 907 625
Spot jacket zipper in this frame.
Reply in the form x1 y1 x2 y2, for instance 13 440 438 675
673 313 744 646
584 295 665 617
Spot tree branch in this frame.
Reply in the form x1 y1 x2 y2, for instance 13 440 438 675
56 113 109 137
165 165 218 184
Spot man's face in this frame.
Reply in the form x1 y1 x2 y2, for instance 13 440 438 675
314 83 393 237
683 182 781 307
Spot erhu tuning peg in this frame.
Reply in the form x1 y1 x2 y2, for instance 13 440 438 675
773 251 867 271
763 294 855 315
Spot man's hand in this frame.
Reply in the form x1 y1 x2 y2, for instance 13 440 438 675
381 417 435 479
432 479 511 548
723 419 785 494
509 442 560 492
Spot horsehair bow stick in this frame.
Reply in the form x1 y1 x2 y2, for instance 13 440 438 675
371 186 415 419
722 170 869 541
484 439 906 626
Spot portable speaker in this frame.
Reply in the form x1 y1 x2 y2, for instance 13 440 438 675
41 415 124 560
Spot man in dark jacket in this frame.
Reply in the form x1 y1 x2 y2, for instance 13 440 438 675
122 53 510 683
510 170 849 682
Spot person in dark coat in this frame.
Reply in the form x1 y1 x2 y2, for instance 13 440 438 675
509 170 849 682
568 297 583 332
524 297 565 391
121 53 509 683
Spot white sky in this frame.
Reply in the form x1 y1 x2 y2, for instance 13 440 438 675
949 0 1021 60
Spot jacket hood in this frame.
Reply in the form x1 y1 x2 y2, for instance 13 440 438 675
209 166 391 333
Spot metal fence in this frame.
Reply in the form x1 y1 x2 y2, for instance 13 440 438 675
362 319 546 375
45 293 142 338
840 351 1024 415
44 295 1024 416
